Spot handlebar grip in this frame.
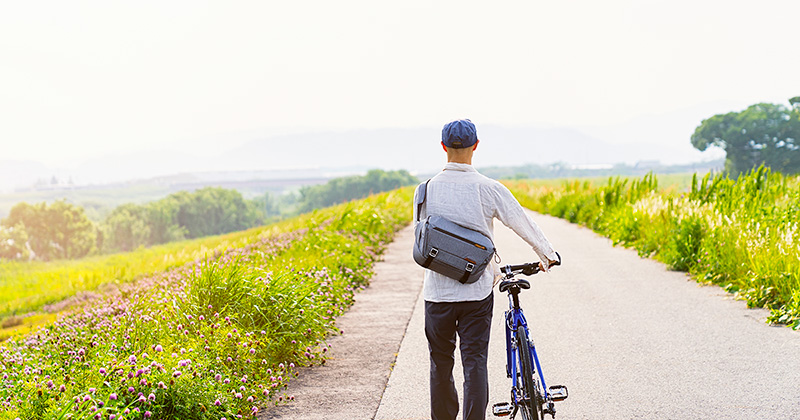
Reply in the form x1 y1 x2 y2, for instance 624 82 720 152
550 252 562 267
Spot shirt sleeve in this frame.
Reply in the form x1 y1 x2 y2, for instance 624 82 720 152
490 182 558 262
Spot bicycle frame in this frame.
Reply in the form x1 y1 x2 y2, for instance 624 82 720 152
493 259 567 419
504 289 550 412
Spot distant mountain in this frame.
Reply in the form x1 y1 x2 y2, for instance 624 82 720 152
225 125 719 174
2 124 724 191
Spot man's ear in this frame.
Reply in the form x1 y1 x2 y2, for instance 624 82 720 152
441 141 448 152
473 139 480 151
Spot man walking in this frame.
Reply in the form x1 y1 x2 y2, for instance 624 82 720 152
413 119 559 420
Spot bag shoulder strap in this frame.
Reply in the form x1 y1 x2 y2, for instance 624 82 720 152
415 179 430 222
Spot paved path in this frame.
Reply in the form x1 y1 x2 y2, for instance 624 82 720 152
377 211 800 419
260 225 424 419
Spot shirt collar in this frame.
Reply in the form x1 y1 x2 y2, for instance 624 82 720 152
443 162 477 172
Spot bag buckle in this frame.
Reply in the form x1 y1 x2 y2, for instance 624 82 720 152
465 262 475 272
429 248 439 258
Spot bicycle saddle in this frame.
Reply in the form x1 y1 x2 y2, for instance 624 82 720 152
498 278 530 293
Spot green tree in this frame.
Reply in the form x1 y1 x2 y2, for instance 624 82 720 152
297 169 418 212
2 200 97 260
691 100 800 175
172 187 262 239
101 203 153 252
144 199 186 245
0 222 31 260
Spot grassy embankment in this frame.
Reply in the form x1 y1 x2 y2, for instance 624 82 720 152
0 188 412 419
506 167 800 329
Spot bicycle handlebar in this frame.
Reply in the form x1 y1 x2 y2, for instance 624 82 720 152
501 252 561 276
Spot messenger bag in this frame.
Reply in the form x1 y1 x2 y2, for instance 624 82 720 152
412 180 496 284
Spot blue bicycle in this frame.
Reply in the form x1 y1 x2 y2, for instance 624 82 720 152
492 255 568 419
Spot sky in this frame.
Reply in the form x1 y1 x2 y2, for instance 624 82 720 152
1 0 798 169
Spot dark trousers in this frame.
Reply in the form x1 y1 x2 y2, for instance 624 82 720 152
425 293 493 420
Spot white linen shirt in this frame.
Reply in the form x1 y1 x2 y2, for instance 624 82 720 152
413 162 558 303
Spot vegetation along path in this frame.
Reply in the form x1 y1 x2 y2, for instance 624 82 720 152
260 225 424 420
266 207 797 420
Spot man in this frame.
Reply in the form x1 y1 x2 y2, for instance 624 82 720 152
413 119 559 420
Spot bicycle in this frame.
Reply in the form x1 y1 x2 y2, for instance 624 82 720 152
492 255 568 419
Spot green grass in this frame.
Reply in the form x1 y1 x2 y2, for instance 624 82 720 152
0 187 413 419
0 203 338 320
506 168 800 329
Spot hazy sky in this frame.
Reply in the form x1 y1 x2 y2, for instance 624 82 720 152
1 0 798 166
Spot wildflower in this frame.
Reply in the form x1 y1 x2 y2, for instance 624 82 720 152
99 368 106 375
155 345 163 352
144 412 152 418
148 393 156 401
173 371 182 378
109 393 117 400
214 399 221 406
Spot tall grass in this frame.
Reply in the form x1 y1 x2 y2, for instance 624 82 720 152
0 188 413 419
507 168 800 329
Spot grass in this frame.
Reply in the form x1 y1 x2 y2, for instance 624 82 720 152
0 187 413 419
506 167 800 330
0 201 347 321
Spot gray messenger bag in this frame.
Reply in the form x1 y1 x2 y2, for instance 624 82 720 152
413 180 496 284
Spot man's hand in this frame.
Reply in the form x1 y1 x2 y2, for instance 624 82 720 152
539 254 561 272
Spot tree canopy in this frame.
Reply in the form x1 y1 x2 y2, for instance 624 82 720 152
297 169 418 213
1 200 96 260
691 100 800 175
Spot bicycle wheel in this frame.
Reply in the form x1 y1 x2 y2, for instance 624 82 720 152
516 326 544 420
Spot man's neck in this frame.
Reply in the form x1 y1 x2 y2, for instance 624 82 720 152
447 157 472 165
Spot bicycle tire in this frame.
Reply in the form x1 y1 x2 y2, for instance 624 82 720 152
516 326 544 420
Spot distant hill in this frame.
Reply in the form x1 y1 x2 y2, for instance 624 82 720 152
1 123 724 194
